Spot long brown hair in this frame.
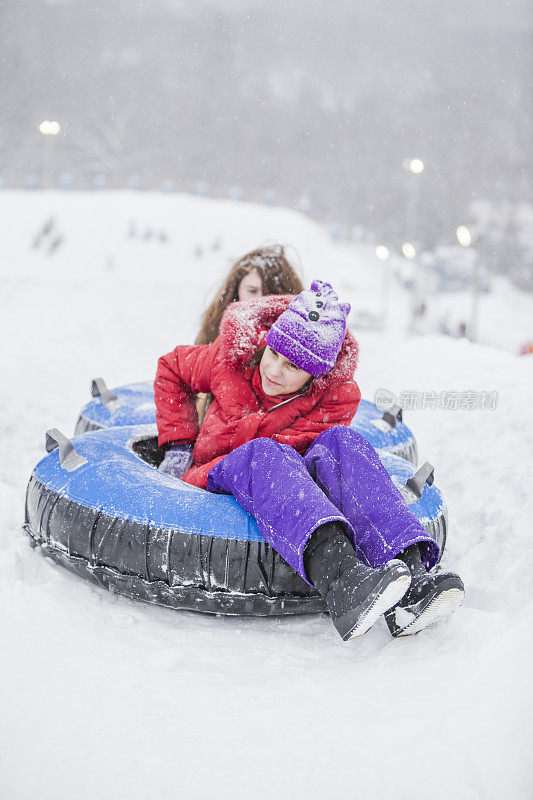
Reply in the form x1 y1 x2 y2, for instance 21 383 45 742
195 244 304 345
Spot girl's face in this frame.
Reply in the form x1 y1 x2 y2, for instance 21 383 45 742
238 269 263 301
259 346 312 396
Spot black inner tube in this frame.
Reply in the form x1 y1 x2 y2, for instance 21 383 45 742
130 435 165 468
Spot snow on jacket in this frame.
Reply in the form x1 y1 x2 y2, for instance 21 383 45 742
155 295 361 488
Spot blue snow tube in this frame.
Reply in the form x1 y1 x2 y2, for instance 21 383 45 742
75 378 418 464
24 424 446 617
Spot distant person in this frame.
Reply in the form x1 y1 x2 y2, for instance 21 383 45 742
414 302 426 319
195 244 304 345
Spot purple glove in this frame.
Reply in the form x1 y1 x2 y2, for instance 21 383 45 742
158 444 194 478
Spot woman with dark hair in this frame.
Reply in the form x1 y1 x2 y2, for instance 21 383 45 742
195 244 304 345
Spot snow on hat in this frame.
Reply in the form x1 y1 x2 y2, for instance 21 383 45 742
266 280 351 376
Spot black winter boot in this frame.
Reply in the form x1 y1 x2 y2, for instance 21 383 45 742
304 523 412 641
384 544 465 637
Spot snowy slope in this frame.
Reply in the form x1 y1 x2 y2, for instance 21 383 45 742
1 191 532 800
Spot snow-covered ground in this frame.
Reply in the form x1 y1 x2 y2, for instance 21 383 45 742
1 191 532 800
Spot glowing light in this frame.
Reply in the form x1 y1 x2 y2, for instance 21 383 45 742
409 159 425 174
456 226 472 247
38 120 61 135
375 245 390 260
401 242 417 260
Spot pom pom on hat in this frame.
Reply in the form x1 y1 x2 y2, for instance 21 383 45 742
266 280 351 376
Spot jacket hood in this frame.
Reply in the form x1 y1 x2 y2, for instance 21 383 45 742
219 295 359 391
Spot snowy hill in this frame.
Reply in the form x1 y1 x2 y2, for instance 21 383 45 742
1 191 532 800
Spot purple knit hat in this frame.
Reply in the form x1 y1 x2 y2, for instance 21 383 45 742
266 280 351 376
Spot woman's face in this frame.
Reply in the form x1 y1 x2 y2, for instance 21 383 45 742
238 269 263 301
259 346 312 396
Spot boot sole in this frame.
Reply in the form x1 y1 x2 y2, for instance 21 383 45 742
338 566 411 641
396 586 464 637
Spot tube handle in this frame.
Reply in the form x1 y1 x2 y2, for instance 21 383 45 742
382 404 403 427
406 461 434 499
91 377 118 408
45 428 88 472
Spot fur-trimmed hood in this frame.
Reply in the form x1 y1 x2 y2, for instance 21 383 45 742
218 295 359 391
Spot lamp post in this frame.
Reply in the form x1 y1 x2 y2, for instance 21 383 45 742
38 120 61 189
456 225 477 341
375 245 390 323
402 158 425 332
403 158 425 238
401 241 419 332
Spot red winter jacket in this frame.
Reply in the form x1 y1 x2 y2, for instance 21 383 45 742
155 295 361 488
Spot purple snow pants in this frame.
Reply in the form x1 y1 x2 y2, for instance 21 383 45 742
207 426 440 583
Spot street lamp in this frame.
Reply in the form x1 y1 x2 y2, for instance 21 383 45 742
401 242 416 260
456 225 478 341
401 242 420 332
38 120 61 189
375 245 390 260
39 120 61 135
403 158 425 175
402 159 425 239
375 246 390 323
456 225 472 247
408 158 425 174
402 158 425 331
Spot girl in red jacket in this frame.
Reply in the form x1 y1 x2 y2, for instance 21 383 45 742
155 281 464 641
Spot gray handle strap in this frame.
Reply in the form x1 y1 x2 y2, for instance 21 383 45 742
382 404 403 427
406 461 434 499
45 428 88 472
91 377 118 408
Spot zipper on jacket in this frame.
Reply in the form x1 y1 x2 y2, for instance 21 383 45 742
266 391 308 413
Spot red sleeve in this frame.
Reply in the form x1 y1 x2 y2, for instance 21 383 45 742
271 381 361 453
155 339 220 447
